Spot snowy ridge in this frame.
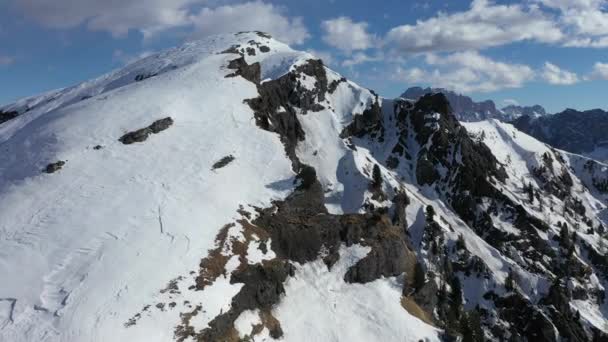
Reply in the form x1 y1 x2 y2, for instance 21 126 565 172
0 32 440 341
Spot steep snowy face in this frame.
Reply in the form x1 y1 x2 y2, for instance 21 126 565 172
339 92 608 340
0 32 440 342
1 32 607 342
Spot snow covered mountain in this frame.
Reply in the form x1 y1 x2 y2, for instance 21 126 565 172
401 87 547 122
1 32 607 341
514 108 608 163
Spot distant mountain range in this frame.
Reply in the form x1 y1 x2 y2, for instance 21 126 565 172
401 87 547 122
514 108 608 162
402 86 608 162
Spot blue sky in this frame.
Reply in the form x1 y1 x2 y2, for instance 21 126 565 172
2 0 608 113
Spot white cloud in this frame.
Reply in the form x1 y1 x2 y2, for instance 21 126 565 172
541 62 579 85
306 49 335 67
14 0 202 37
0 55 14 66
536 0 608 47
342 52 383 67
189 2 309 45
321 17 376 53
503 99 520 106
13 0 310 43
386 0 563 53
590 62 608 79
391 51 535 93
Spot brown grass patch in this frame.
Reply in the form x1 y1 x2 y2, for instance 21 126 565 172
174 305 202 342
260 309 283 338
195 223 234 289
401 296 435 326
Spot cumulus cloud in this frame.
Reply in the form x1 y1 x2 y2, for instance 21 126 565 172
13 0 201 37
391 51 535 93
503 99 520 106
536 0 608 47
385 0 563 53
12 0 309 43
306 49 335 67
541 62 580 85
589 62 608 79
190 2 309 45
321 17 376 53
342 52 383 67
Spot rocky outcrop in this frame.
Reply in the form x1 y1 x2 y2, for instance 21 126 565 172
245 59 328 171
0 110 19 125
401 87 547 122
198 260 294 341
253 169 417 283
226 57 261 84
119 117 173 144
340 94 384 141
44 161 66 173
211 155 235 170
177 165 420 341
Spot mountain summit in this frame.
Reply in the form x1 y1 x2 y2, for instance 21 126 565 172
1 33 607 342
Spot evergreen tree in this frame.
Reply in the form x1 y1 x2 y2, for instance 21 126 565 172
462 308 484 342
413 262 426 292
450 276 463 315
456 234 466 251
372 164 382 188
426 205 436 221
560 224 570 249
598 223 605 235
527 183 535 203
469 308 484 342
505 269 515 292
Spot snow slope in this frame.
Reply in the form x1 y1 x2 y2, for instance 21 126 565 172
0 33 440 341
0 33 302 342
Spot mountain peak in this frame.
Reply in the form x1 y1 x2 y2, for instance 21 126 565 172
400 86 547 122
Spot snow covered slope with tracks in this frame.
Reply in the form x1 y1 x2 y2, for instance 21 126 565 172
1 32 607 342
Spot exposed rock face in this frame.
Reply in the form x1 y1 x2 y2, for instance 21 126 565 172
199 260 294 341
44 161 66 173
253 172 417 283
401 87 547 122
226 57 261 84
245 59 328 171
502 104 546 118
211 155 235 170
119 117 173 144
514 108 608 158
402 87 499 122
393 94 507 221
182 166 420 341
0 110 19 125
350 91 608 340
340 94 383 141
